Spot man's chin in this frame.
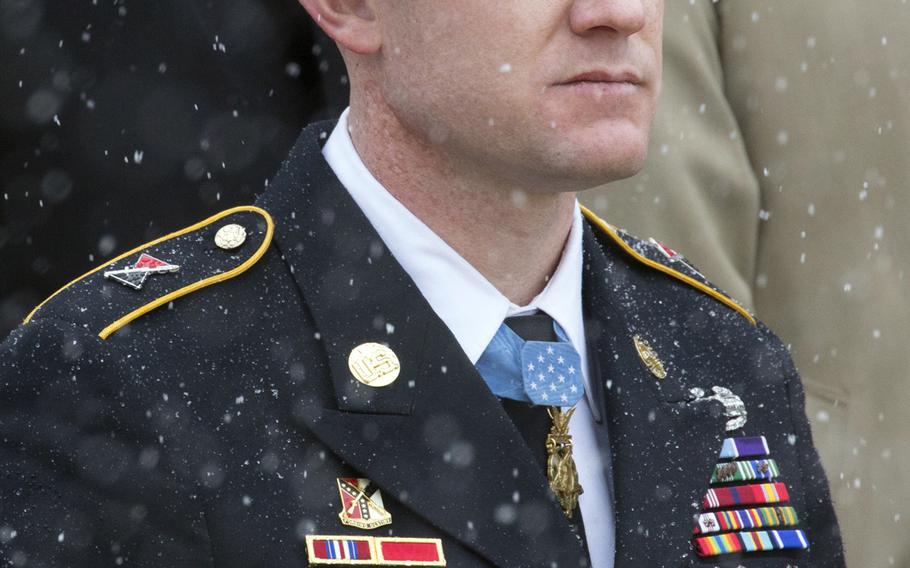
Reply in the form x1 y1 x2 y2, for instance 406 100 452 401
551 116 650 160
577 161 646 191
547 139 650 190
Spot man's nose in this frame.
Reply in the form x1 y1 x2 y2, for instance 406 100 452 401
569 0 647 37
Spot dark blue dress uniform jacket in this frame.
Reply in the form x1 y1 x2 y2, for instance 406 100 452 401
0 123 844 567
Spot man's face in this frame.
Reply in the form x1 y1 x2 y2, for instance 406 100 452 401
372 0 663 192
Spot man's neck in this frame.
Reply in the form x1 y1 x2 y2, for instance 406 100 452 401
347 101 577 306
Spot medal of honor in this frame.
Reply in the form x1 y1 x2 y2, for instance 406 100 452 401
516 333 586 518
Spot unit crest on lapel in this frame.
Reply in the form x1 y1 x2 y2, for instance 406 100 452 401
23 206 274 339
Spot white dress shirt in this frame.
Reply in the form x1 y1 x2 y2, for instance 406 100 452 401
323 108 615 568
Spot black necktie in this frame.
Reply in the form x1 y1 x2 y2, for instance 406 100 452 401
500 314 590 562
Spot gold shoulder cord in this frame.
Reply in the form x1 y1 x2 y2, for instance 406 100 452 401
580 206 756 326
24 206 274 339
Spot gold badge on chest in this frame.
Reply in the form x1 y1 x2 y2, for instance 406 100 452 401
633 334 667 380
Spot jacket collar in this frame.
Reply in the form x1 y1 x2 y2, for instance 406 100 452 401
256 123 586 567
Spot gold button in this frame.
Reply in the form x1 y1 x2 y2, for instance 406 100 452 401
214 224 247 250
348 343 401 387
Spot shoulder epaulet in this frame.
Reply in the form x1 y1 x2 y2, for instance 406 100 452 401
580 205 756 326
24 206 274 339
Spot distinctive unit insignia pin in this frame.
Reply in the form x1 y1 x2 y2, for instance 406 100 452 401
103 253 180 290
633 334 667 379
336 478 392 530
214 223 247 250
348 343 401 387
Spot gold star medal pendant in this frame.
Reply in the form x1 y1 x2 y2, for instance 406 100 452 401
546 406 583 517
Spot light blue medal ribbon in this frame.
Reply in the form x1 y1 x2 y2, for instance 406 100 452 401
475 320 584 406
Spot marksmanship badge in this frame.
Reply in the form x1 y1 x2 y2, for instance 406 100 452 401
337 478 393 530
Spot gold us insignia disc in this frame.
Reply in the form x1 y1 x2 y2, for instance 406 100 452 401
633 334 667 380
348 343 401 387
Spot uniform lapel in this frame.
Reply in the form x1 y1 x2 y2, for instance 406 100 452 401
582 223 729 567
256 124 586 568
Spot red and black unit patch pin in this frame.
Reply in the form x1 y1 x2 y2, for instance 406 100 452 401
103 253 179 290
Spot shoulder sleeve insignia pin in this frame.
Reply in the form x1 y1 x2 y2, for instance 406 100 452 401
648 237 705 278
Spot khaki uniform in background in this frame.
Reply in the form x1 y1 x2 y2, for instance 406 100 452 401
583 1 910 566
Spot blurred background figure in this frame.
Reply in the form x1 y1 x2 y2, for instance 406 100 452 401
0 0 347 333
587 2 910 567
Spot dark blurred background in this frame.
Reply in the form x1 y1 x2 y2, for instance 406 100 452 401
0 0 348 336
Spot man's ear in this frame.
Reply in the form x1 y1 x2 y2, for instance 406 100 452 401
298 0 381 55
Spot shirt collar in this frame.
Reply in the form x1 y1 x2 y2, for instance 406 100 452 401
322 108 585 364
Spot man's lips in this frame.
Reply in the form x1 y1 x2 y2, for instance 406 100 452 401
556 70 643 86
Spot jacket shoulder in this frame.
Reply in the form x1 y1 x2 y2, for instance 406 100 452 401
581 205 755 325
24 206 274 339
